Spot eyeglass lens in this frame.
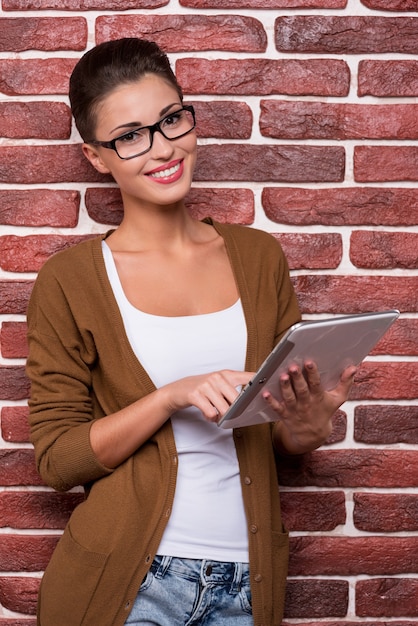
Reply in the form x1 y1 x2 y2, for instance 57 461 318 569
115 108 195 159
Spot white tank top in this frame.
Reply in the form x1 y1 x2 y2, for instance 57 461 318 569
102 241 249 562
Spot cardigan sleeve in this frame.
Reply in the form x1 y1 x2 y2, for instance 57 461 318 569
26 263 114 492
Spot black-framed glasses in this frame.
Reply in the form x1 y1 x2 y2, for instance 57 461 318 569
88 105 196 160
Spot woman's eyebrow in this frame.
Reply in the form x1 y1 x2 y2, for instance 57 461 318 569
110 102 182 135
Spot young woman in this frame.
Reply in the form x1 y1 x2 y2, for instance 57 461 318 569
26 38 356 626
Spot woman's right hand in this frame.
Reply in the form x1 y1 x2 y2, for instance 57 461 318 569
90 369 253 468
161 370 254 422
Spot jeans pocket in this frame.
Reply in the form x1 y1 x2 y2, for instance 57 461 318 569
239 581 253 615
139 568 155 593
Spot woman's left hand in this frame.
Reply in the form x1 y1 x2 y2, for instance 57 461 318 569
269 360 357 455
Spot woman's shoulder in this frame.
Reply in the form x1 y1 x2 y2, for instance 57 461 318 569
31 233 108 301
36 233 105 279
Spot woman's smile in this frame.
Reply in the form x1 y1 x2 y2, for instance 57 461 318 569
145 158 184 183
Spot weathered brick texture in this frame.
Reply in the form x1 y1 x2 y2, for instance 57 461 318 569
356 578 418 617
260 101 418 140
277 449 418 488
354 146 418 182
358 60 418 96
275 16 418 54
284 579 348 618
1 406 30 442
0 102 71 139
180 1 347 7
350 231 418 269
362 0 418 10
353 493 418 532
0 190 79 227
281 491 346 531
0 17 87 52
3 0 167 7
1 2 417 623
1 322 28 358
194 145 345 182
262 187 418 226
176 58 349 96
354 405 418 444
0 59 77 95
96 15 267 52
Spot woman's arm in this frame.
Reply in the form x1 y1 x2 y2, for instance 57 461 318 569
89 369 253 469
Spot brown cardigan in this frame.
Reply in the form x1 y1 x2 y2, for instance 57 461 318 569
26 220 300 626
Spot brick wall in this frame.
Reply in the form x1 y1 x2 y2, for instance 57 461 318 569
1 0 418 623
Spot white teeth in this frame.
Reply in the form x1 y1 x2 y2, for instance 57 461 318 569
150 162 180 179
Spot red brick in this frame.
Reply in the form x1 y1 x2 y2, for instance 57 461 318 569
192 101 253 139
0 145 108 184
289 536 418 576
0 234 95 273
0 190 79 227
359 60 418 97
176 58 349 96
0 18 87 52
280 491 346 531
260 100 418 140
273 233 342 270
1 406 30 443
356 578 418 617
85 187 255 226
180 0 346 5
284 579 348 618
293 275 417 314
0 102 71 139
96 15 267 52
354 405 418 445
4 0 167 6
0 366 30 401
352 361 417 401
361 0 418 10
354 146 418 182
0 450 42 486
350 231 418 269
0 492 84 529
324 410 347 444
275 16 418 54
277 449 418 488
372 318 418 356
0 59 76 95
0 281 33 315
0 535 58 571
0 577 39 615
1 321 28 358
353 493 418 532
194 145 345 183
262 186 418 227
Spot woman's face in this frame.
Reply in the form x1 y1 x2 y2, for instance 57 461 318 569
83 74 197 211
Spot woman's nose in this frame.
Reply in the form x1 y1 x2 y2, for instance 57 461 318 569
150 128 175 158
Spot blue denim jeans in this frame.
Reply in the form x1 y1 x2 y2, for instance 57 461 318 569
125 555 254 625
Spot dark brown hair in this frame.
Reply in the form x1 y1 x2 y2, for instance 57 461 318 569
69 38 183 142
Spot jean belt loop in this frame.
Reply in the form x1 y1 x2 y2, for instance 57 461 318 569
154 555 172 579
231 561 242 593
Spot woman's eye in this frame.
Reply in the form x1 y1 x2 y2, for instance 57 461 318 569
119 130 146 144
162 112 182 127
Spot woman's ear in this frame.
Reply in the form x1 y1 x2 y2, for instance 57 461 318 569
82 143 112 175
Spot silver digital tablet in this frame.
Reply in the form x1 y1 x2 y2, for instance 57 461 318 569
218 309 399 429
